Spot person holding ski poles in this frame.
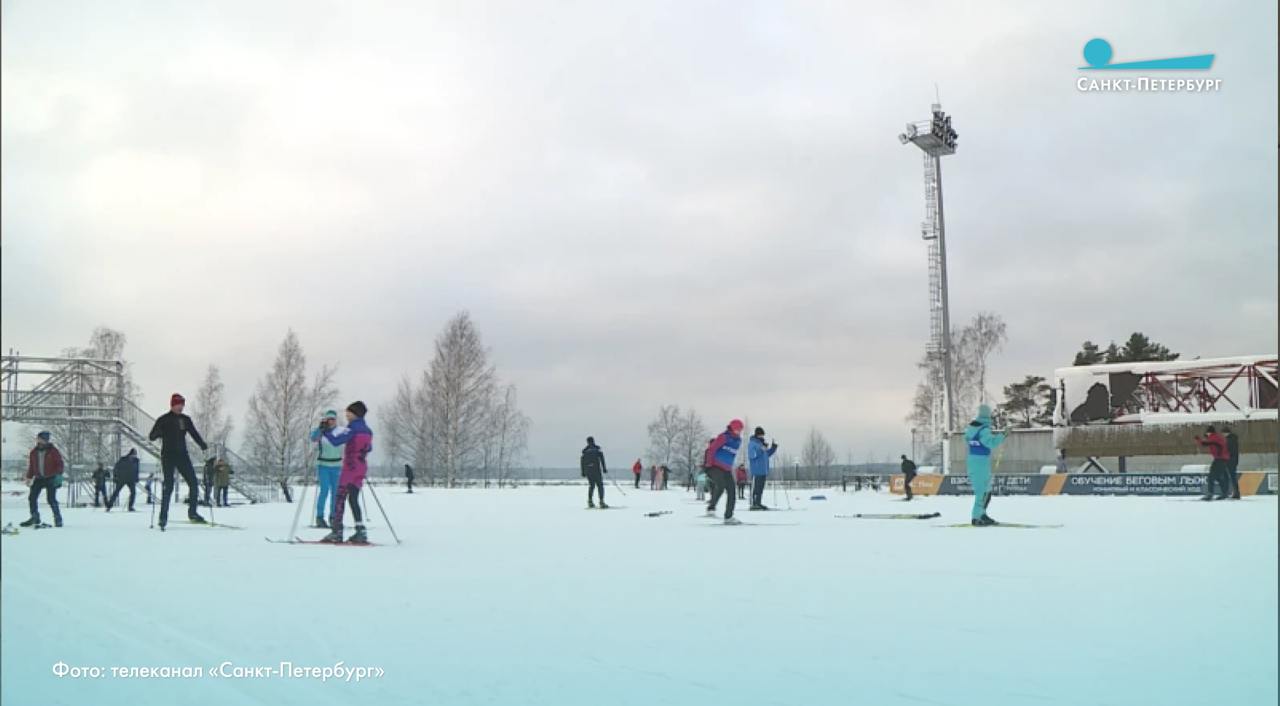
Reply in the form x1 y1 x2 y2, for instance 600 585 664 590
965 404 1006 526
748 427 778 510
321 401 374 544
107 448 140 512
900 454 918 501
581 436 609 509
22 431 65 528
705 420 745 524
310 410 343 529
149 393 209 529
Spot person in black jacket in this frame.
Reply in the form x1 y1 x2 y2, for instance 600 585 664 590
900 454 918 501
107 449 141 512
91 463 110 507
580 436 609 509
404 464 415 493
1223 426 1241 500
148 393 209 528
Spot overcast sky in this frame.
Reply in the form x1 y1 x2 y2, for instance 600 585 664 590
2 0 1276 466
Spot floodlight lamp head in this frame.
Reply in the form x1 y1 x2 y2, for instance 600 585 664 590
897 134 909 145
905 123 918 137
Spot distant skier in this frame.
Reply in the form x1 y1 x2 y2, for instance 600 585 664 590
649 465 657 490
91 462 110 507
965 404 1006 526
900 454 918 501
148 393 209 529
310 410 343 528
695 469 709 501
321 401 374 544
632 459 643 488
747 427 778 510
404 464 416 493
214 457 233 507
202 456 217 506
22 431 65 528
581 436 609 509
107 449 140 512
705 420 745 524
1223 426 1240 500
735 464 748 499
1194 426 1231 501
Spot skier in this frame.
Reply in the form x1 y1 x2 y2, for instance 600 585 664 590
22 431 65 528
581 436 609 509
320 401 374 544
404 464 416 493
309 410 343 529
202 456 217 507
649 465 657 490
900 454 918 501
213 457 233 507
632 458 643 488
965 404 1006 526
148 393 209 529
1223 426 1241 500
107 448 140 512
91 462 110 507
1194 426 1231 501
735 464 748 500
695 468 709 500
705 420 745 524
747 427 778 510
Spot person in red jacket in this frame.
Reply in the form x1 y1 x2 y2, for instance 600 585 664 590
734 465 748 500
23 431 65 527
1194 426 1231 501
632 459 643 489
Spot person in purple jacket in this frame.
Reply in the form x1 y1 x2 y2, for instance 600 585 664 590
320 401 374 544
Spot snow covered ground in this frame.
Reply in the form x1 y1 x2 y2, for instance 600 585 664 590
2 481 1276 706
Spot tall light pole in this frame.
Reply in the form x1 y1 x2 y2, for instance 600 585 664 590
899 103 959 471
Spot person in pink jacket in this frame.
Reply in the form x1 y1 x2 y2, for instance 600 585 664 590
320 401 374 544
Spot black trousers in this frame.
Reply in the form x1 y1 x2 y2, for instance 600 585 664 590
28 477 62 523
751 475 766 507
1227 460 1240 498
1204 460 1231 497
94 483 109 506
159 455 199 524
333 484 363 528
215 486 229 507
108 481 137 510
633 473 640 488
586 472 605 503
904 470 917 500
736 482 746 499
706 468 735 519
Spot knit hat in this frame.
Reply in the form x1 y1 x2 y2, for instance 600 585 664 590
754 426 765 437
171 393 186 407
37 431 51 441
323 409 338 419
975 404 993 423
728 419 744 432
346 400 368 418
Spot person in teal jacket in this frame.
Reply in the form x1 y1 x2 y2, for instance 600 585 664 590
309 410 343 528
964 404 1006 526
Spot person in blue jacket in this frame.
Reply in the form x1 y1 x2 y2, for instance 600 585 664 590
965 404 1006 526
705 419 745 524
747 426 778 510
309 410 343 528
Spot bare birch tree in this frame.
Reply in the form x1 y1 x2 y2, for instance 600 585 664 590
672 407 708 482
426 312 497 486
192 365 234 454
380 372 435 483
800 427 836 468
646 404 682 469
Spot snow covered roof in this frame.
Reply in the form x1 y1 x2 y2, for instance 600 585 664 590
1054 354 1276 378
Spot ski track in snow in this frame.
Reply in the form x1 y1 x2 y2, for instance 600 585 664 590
1 484 1276 706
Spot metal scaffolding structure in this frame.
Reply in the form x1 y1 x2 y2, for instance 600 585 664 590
1 352 267 502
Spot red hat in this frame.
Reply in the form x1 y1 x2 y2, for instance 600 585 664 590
171 393 186 407
728 419 744 432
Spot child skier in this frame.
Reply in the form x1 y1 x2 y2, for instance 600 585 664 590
965 404 1006 526
22 431 65 528
320 402 374 544
310 410 343 527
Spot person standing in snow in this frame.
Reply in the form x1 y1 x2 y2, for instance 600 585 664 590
965 404 1006 526
201 456 217 507
321 401 374 544
900 454 918 501
1194 426 1231 501
107 448 140 512
214 457 233 507
92 462 110 507
22 431 65 528
581 436 609 509
632 459 643 488
404 464 416 493
705 420 745 524
748 427 778 510
149 393 209 529
310 410 343 528
1223 426 1241 500
695 468 709 501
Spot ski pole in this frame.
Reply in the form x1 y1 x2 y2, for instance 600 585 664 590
363 479 401 545
286 473 310 541
610 475 628 497
149 475 157 529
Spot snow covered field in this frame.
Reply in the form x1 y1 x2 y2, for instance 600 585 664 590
2 482 1276 706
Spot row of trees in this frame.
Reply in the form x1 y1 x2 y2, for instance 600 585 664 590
644 405 842 473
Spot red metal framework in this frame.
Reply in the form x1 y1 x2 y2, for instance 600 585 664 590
1112 358 1278 417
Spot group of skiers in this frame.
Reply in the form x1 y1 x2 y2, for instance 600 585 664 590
1195 425 1242 500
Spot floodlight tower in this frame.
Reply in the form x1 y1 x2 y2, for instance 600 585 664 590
899 104 959 466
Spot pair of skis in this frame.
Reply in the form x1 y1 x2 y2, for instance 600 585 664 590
835 512 1061 528
265 536 379 546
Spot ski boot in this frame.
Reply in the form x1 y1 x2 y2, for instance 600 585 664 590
19 517 38 528
705 507 717 517
1214 494 1228 501
54 518 63 528
587 501 596 509
315 516 330 529
598 502 609 509
977 515 998 526
724 517 742 525
320 526 344 543
188 512 207 524
347 525 369 545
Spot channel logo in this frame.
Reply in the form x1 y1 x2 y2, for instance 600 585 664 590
1079 38 1214 70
